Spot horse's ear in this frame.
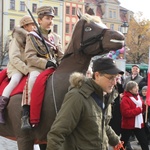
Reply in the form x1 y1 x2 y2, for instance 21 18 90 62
77 8 82 19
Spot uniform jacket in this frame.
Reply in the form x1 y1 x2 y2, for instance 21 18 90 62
47 73 120 150
7 27 28 78
25 27 64 73
120 91 146 129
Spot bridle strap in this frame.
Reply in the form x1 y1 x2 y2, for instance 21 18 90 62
79 20 108 53
62 20 108 60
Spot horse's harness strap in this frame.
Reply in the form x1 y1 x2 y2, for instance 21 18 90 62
79 20 108 53
82 29 107 51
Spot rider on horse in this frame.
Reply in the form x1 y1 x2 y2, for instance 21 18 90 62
21 6 64 130
0 16 35 124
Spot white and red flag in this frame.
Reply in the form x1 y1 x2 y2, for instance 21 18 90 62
146 47 150 106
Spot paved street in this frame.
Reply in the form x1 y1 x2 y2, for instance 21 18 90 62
0 136 40 150
109 140 150 150
0 136 150 150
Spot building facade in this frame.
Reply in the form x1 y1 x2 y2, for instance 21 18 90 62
0 0 132 56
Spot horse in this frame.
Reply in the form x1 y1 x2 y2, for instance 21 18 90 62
0 12 124 150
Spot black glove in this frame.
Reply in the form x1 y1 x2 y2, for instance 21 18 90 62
46 61 57 68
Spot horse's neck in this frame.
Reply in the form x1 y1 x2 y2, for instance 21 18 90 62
49 53 91 94
45 53 91 111
56 54 91 75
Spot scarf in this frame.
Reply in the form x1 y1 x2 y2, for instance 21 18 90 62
130 95 143 128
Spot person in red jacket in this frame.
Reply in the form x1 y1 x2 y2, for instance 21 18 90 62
120 81 149 150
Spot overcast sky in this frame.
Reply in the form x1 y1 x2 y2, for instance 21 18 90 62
119 0 150 19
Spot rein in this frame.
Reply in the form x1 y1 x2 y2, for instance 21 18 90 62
51 72 58 115
78 20 108 54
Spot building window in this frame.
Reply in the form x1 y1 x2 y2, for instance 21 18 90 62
72 7 76 15
109 11 112 18
54 7 58 16
20 1 25 11
118 26 121 32
110 24 114 30
66 6 70 15
53 25 58 33
72 24 75 31
113 11 116 18
10 0 15 10
66 24 69 33
32 3 37 13
10 19 15 30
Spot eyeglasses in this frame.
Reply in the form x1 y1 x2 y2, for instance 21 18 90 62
103 74 117 82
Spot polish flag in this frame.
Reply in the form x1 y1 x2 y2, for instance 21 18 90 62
146 47 150 106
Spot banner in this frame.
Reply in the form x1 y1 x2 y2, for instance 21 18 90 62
146 47 150 105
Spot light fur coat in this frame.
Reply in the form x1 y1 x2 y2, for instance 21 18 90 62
7 27 28 78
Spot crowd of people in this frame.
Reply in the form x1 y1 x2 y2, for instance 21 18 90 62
109 64 150 150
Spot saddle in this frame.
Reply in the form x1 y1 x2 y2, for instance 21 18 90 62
0 68 55 125
0 69 27 96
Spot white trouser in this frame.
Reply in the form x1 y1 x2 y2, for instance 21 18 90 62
2 73 23 98
34 144 40 150
27 71 40 105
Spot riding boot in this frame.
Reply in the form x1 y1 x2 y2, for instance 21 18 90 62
21 111 32 130
0 96 9 124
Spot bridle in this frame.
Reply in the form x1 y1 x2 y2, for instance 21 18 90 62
62 20 108 60
78 20 108 54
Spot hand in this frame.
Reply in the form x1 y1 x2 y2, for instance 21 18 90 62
46 61 57 68
113 141 125 150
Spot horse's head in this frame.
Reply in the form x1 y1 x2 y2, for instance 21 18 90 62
66 11 125 57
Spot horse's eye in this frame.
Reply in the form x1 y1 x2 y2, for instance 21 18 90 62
85 27 92 32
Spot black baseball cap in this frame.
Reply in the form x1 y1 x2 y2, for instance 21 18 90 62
92 57 124 75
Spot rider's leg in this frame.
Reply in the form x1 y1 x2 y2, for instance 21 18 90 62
21 71 40 130
0 73 23 123
2 73 23 97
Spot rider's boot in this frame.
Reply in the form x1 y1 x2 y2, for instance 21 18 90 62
0 96 9 124
21 105 31 130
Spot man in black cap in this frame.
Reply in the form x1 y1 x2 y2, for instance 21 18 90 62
46 57 124 150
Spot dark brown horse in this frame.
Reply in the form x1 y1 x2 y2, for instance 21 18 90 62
0 13 124 150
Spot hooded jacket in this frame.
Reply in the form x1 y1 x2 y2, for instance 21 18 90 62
47 73 120 150
7 27 28 78
120 91 146 129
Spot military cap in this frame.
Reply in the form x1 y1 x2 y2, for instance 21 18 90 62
20 15 34 27
36 6 55 17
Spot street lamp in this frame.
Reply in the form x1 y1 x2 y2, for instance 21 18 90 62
119 21 129 75
121 21 129 59
121 21 129 34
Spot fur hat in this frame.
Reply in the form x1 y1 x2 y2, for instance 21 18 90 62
36 6 54 17
20 15 34 27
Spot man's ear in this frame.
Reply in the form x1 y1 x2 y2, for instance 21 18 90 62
94 72 101 77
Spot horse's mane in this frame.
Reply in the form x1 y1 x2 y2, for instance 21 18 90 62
81 13 102 24
64 14 102 55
